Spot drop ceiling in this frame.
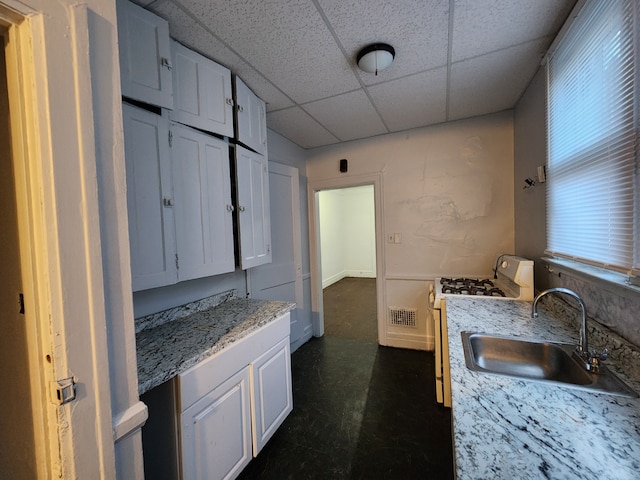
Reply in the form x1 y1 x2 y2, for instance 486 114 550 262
137 0 577 149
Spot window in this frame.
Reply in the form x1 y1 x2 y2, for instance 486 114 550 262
546 0 639 276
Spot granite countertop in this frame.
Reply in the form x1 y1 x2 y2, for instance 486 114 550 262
445 296 640 479
136 298 295 395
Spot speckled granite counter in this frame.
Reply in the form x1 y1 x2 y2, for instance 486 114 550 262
136 298 295 395
445 296 640 479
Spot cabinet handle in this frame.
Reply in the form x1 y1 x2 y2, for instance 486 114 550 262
238 205 245 212
226 204 235 212
161 57 172 70
226 98 234 106
163 198 173 207
237 105 244 113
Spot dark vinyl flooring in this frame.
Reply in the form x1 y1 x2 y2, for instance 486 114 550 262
237 278 454 480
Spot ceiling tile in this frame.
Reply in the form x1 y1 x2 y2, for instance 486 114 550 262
318 0 450 85
175 0 361 103
152 1 293 111
367 67 448 132
448 38 549 120
303 90 388 142
451 0 575 62
267 107 340 149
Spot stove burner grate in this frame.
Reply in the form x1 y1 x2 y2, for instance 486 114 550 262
439 277 506 297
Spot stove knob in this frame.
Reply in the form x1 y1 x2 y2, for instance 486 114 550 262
501 260 508 269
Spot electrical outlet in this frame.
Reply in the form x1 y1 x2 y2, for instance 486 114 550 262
394 233 401 244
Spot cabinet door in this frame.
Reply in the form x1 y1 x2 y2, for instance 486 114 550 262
250 337 293 455
123 103 177 291
181 367 252 480
235 145 272 269
171 123 235 281
117 0 173 109
234 76 266 155
171 40 234 137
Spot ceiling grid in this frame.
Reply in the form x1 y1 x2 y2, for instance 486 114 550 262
143 0 577 149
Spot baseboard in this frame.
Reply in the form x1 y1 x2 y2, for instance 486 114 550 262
322 272 347 289
322 271 376 289
383 332 430 351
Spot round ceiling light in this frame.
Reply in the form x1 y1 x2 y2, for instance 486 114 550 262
356 43 395 75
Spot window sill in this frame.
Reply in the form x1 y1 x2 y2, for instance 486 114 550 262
542 256 640 300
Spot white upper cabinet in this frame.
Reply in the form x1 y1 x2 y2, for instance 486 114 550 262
117 0 173 109
235 145 272 270
170 40 235 138
234 76 267 156
171 123 235 281
122 103 177 291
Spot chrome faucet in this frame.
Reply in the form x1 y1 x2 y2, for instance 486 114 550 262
531 288 607 372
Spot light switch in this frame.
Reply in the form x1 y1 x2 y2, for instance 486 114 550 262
394 233 401 244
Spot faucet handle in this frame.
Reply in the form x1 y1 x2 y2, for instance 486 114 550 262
594 348 608 361
585 348 608 373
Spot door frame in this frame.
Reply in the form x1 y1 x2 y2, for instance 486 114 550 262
248 162 307 348
307 173 387 344
1 2 123 477
268 162 303 307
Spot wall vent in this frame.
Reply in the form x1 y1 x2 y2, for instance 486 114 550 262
388 307 417 328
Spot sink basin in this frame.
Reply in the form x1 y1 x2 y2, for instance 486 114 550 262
461 332 638 398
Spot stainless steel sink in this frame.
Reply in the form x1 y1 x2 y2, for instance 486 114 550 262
461 331 638 398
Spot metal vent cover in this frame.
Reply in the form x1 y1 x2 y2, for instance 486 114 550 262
388 307 417 328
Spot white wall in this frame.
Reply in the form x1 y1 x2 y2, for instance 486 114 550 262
319 185 376 287
307 111 515 278
307 111 515 350
514 68 548 286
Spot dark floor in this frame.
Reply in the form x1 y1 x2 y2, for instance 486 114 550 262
237 278 454 480
323 277 378 342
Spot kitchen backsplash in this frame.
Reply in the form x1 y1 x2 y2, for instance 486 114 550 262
135 288 237 334
548 273 640 348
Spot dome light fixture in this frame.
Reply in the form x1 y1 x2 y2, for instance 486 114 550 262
356 43 395 75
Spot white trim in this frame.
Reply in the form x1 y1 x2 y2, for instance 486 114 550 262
3 10 52 477
270 162 304 308
543 256 640 300
307 173 387 344
1 1 133 477
112 401 149 442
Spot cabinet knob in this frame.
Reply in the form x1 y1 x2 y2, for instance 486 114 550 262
163 198 173 207
226 98 234 106
226 204 235 212
237 105 244 113
238 205 246 212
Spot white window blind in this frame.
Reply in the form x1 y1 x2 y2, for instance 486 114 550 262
546 0 638 272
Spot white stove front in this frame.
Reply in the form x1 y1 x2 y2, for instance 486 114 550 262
431 256 534 407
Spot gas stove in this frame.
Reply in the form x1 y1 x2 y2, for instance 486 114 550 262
439 278 506 297
431 255 534 407
434 255 534 302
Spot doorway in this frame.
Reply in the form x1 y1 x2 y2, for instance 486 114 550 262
0 32 37 479
319 185 377 342
308 174 386 345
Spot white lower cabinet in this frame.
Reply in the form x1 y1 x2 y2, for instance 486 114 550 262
250 337 293 453
178 313 292 480
181 367 252 480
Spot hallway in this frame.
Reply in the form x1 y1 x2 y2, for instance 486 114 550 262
237 279 454 479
